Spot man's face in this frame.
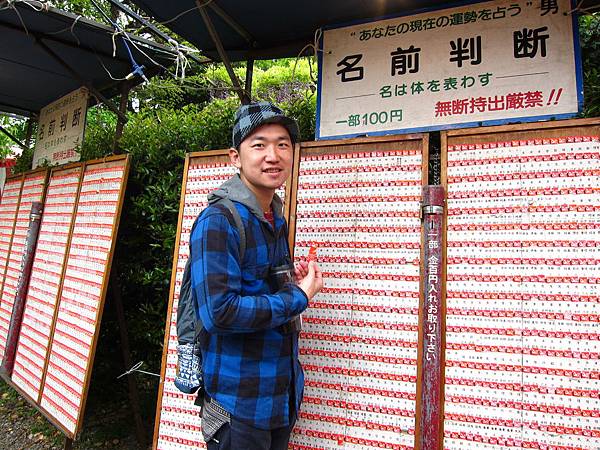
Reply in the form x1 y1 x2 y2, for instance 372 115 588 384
229 123 293 197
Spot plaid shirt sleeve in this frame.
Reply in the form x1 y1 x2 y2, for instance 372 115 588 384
190 210 308 335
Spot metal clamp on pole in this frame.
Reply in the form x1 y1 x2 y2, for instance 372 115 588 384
421 185 445 219
422 205 444 215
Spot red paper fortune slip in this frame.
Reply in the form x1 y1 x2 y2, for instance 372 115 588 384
308 246 318 261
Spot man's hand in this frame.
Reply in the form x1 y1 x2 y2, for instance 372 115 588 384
297 260 323 300
294 260 309 283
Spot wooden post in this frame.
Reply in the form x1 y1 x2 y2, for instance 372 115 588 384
110 268 147 448
112 85 130 154
417 185 445 450
24 118 35 149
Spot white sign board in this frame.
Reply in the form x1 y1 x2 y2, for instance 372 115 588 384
317 0 582 139
33 87 88 168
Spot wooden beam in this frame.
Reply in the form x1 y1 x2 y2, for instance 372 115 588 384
207 2 254 44
0 125 27 150
244 59 254 104
196 1 249 104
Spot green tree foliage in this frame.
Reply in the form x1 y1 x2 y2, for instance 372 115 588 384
0 116 29 160
580 14 600 117
48 0 108 21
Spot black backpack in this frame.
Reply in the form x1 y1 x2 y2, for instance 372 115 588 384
174 198 246 394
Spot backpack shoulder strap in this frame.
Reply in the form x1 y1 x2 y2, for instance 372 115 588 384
186 200 247 339
213 198 246 261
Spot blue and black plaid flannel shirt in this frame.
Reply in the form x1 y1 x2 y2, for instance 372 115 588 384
190 199 308 430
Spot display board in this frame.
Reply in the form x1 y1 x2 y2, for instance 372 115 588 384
287 136 427 450
153 150 289 450
0 170 48 361
0 176 26 306
0 155 129 439
12 166 82 403
442 118 600 449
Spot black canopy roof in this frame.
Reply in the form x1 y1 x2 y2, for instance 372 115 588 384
0 1 177 117
129 0 600 62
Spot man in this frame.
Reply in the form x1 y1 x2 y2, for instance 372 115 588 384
190 101 323 450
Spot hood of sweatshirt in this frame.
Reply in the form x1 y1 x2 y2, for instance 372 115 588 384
207 174 284 224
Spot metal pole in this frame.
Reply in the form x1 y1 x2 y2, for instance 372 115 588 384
1 202 43 376
418 186 445 450
207 2 253 44
196 1 249 103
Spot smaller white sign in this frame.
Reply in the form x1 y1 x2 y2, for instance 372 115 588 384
33 87 88 168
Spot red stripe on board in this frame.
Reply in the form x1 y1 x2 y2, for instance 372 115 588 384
45 355 84 387
300 410 412 434
303 317 418 332
300 348 417 366
304 379 416 400
302 332 417 348
302 363 417 383
41 392 77 427
157 434 204 448
445 360 600 378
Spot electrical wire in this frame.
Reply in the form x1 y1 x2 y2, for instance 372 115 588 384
96 52 128 81
154 0 213 26
292 27 322 84
45 14 82 45
90 0 150 82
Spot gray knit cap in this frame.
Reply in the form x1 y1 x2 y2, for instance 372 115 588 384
232 101 299 148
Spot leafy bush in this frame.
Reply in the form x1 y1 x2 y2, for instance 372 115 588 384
580 14 600 117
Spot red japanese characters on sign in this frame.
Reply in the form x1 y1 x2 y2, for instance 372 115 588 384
317 0 580 139
33 87 88 168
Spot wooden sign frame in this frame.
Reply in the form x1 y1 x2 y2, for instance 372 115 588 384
0 168 49 359
0 154 130 439
0 173 26 303
0 169 48 300
10 164 84 412
152 149 293 449
440 117 600 449
288 134 429 449
153 118 600 448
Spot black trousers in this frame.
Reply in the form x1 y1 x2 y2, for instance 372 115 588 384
206 417 295 450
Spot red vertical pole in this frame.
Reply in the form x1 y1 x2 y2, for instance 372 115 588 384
1 201 43 376
419 186 445 450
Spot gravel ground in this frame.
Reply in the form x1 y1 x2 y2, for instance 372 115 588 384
0 380 147 450
0 387 64 450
